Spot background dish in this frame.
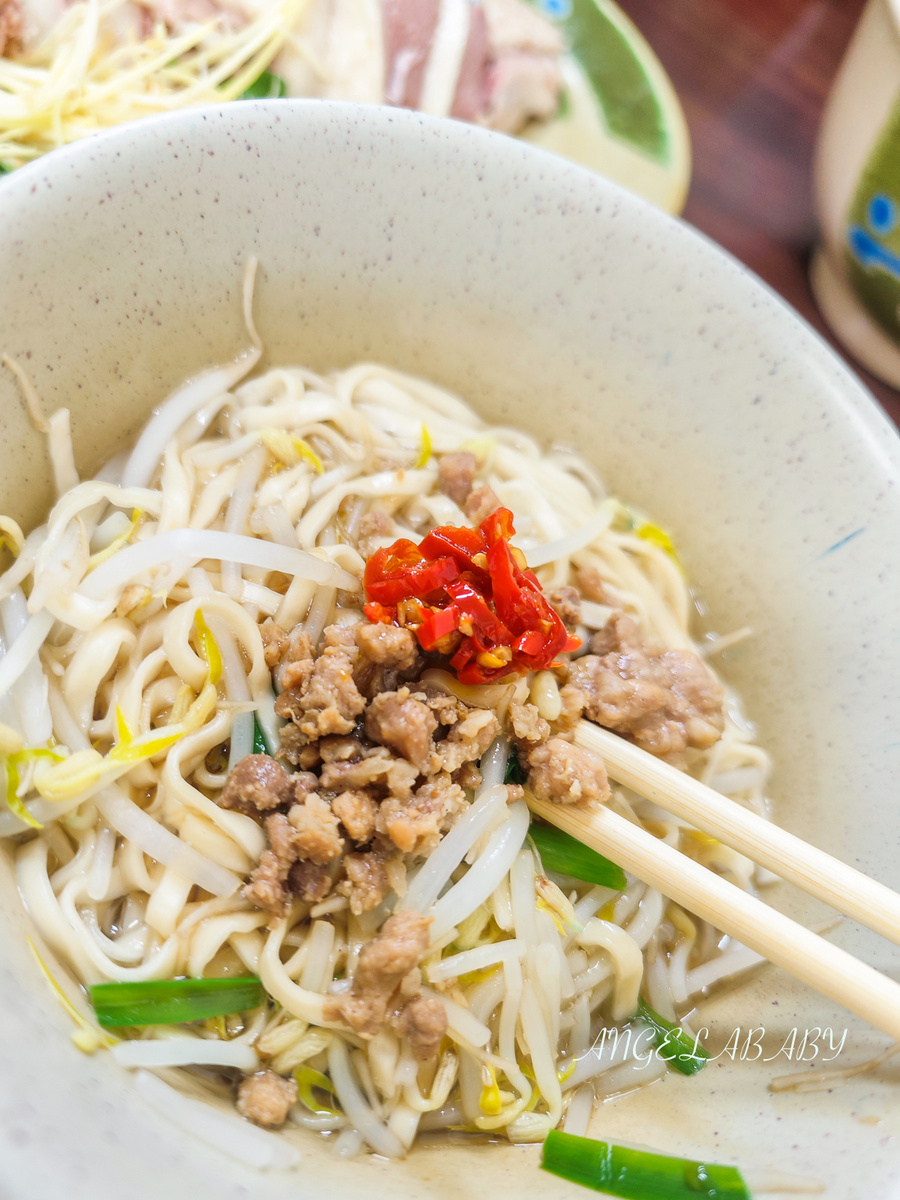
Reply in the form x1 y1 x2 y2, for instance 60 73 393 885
0 0 690 212
523 0 691 213
0 101 898 1198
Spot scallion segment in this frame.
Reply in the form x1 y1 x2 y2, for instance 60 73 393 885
90 976 264 1028
635 999 709 1076
529 820 627 890
505 749 528 786
240 70 287 100
541 1131 751 1200
252 713 271 756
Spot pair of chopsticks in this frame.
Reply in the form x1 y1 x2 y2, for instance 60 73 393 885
526 720 900 1043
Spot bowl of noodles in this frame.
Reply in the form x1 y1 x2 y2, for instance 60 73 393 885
0 101 898 1200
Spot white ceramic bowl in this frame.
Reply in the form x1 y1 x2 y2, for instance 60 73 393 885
1 102 899 1200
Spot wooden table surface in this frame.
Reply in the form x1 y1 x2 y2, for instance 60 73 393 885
616 0 900 427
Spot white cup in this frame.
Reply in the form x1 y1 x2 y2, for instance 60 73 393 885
811 0 900 387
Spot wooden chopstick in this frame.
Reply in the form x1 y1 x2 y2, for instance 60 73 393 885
574 720 900 947
525 790 900 1043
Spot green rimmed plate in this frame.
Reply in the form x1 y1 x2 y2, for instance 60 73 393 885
522 0 691 214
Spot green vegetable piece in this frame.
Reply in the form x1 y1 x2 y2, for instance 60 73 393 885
252 713 271 756
524 0 669 164
636 999 709 1076
529 820 627 890
541 1131 751 1200
505 748 528 786
240 71 287 100
90 976 264 1028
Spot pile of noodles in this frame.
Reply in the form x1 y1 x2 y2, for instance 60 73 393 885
0 286 771 1160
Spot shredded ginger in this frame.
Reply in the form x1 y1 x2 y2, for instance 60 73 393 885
0 0 310 167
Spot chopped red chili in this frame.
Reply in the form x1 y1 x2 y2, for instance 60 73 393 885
361 507 580 683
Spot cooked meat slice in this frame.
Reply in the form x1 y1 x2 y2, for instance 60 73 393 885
0 0 22 56
382 0 560 133
319 748 419 800
549 585 581 632
575 566 610 605
332 789 378 844
450 2 491 121
422 687 464 727
236 1070 298 1128
392 994 448 1061
587 610 637 657
338 847 392 915
555 682 584 733
436 706 500 773
464 483 501 526
277 658 313 699
569 613 725 763
318 736 364 764
353 620 425 701
362 909 429 979
526 736 609 807
218 754 294 816
354 620 419 670
325 911 430 1036
378 774 465 855
357 508 398 559
382 0 441 108
275 624 366 740
456 760 482 792
437 450 477 506
292 771 319 800
287 858 333 903
365 687 438 771
287 794 344 865
479 0 563 135
244 849 291 916
507 700 550 748
483 0 563 55
569 646 665 737
259 618 289 669
484 50 561 134
277 723 317 767
277 629 315 691
265 811 303 866
667 652 729 753
288 629 315 661
301 626 366 737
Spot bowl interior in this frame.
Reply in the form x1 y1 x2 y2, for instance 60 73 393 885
1 102 899 1199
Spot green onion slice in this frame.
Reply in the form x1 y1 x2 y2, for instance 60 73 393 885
252 713 271 756
240 70 287 100
504 748 528 786
529 820 627 890
541 1131 751 1199
635 999 709 1076
294 1066 341 1116
90 976 264 1028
